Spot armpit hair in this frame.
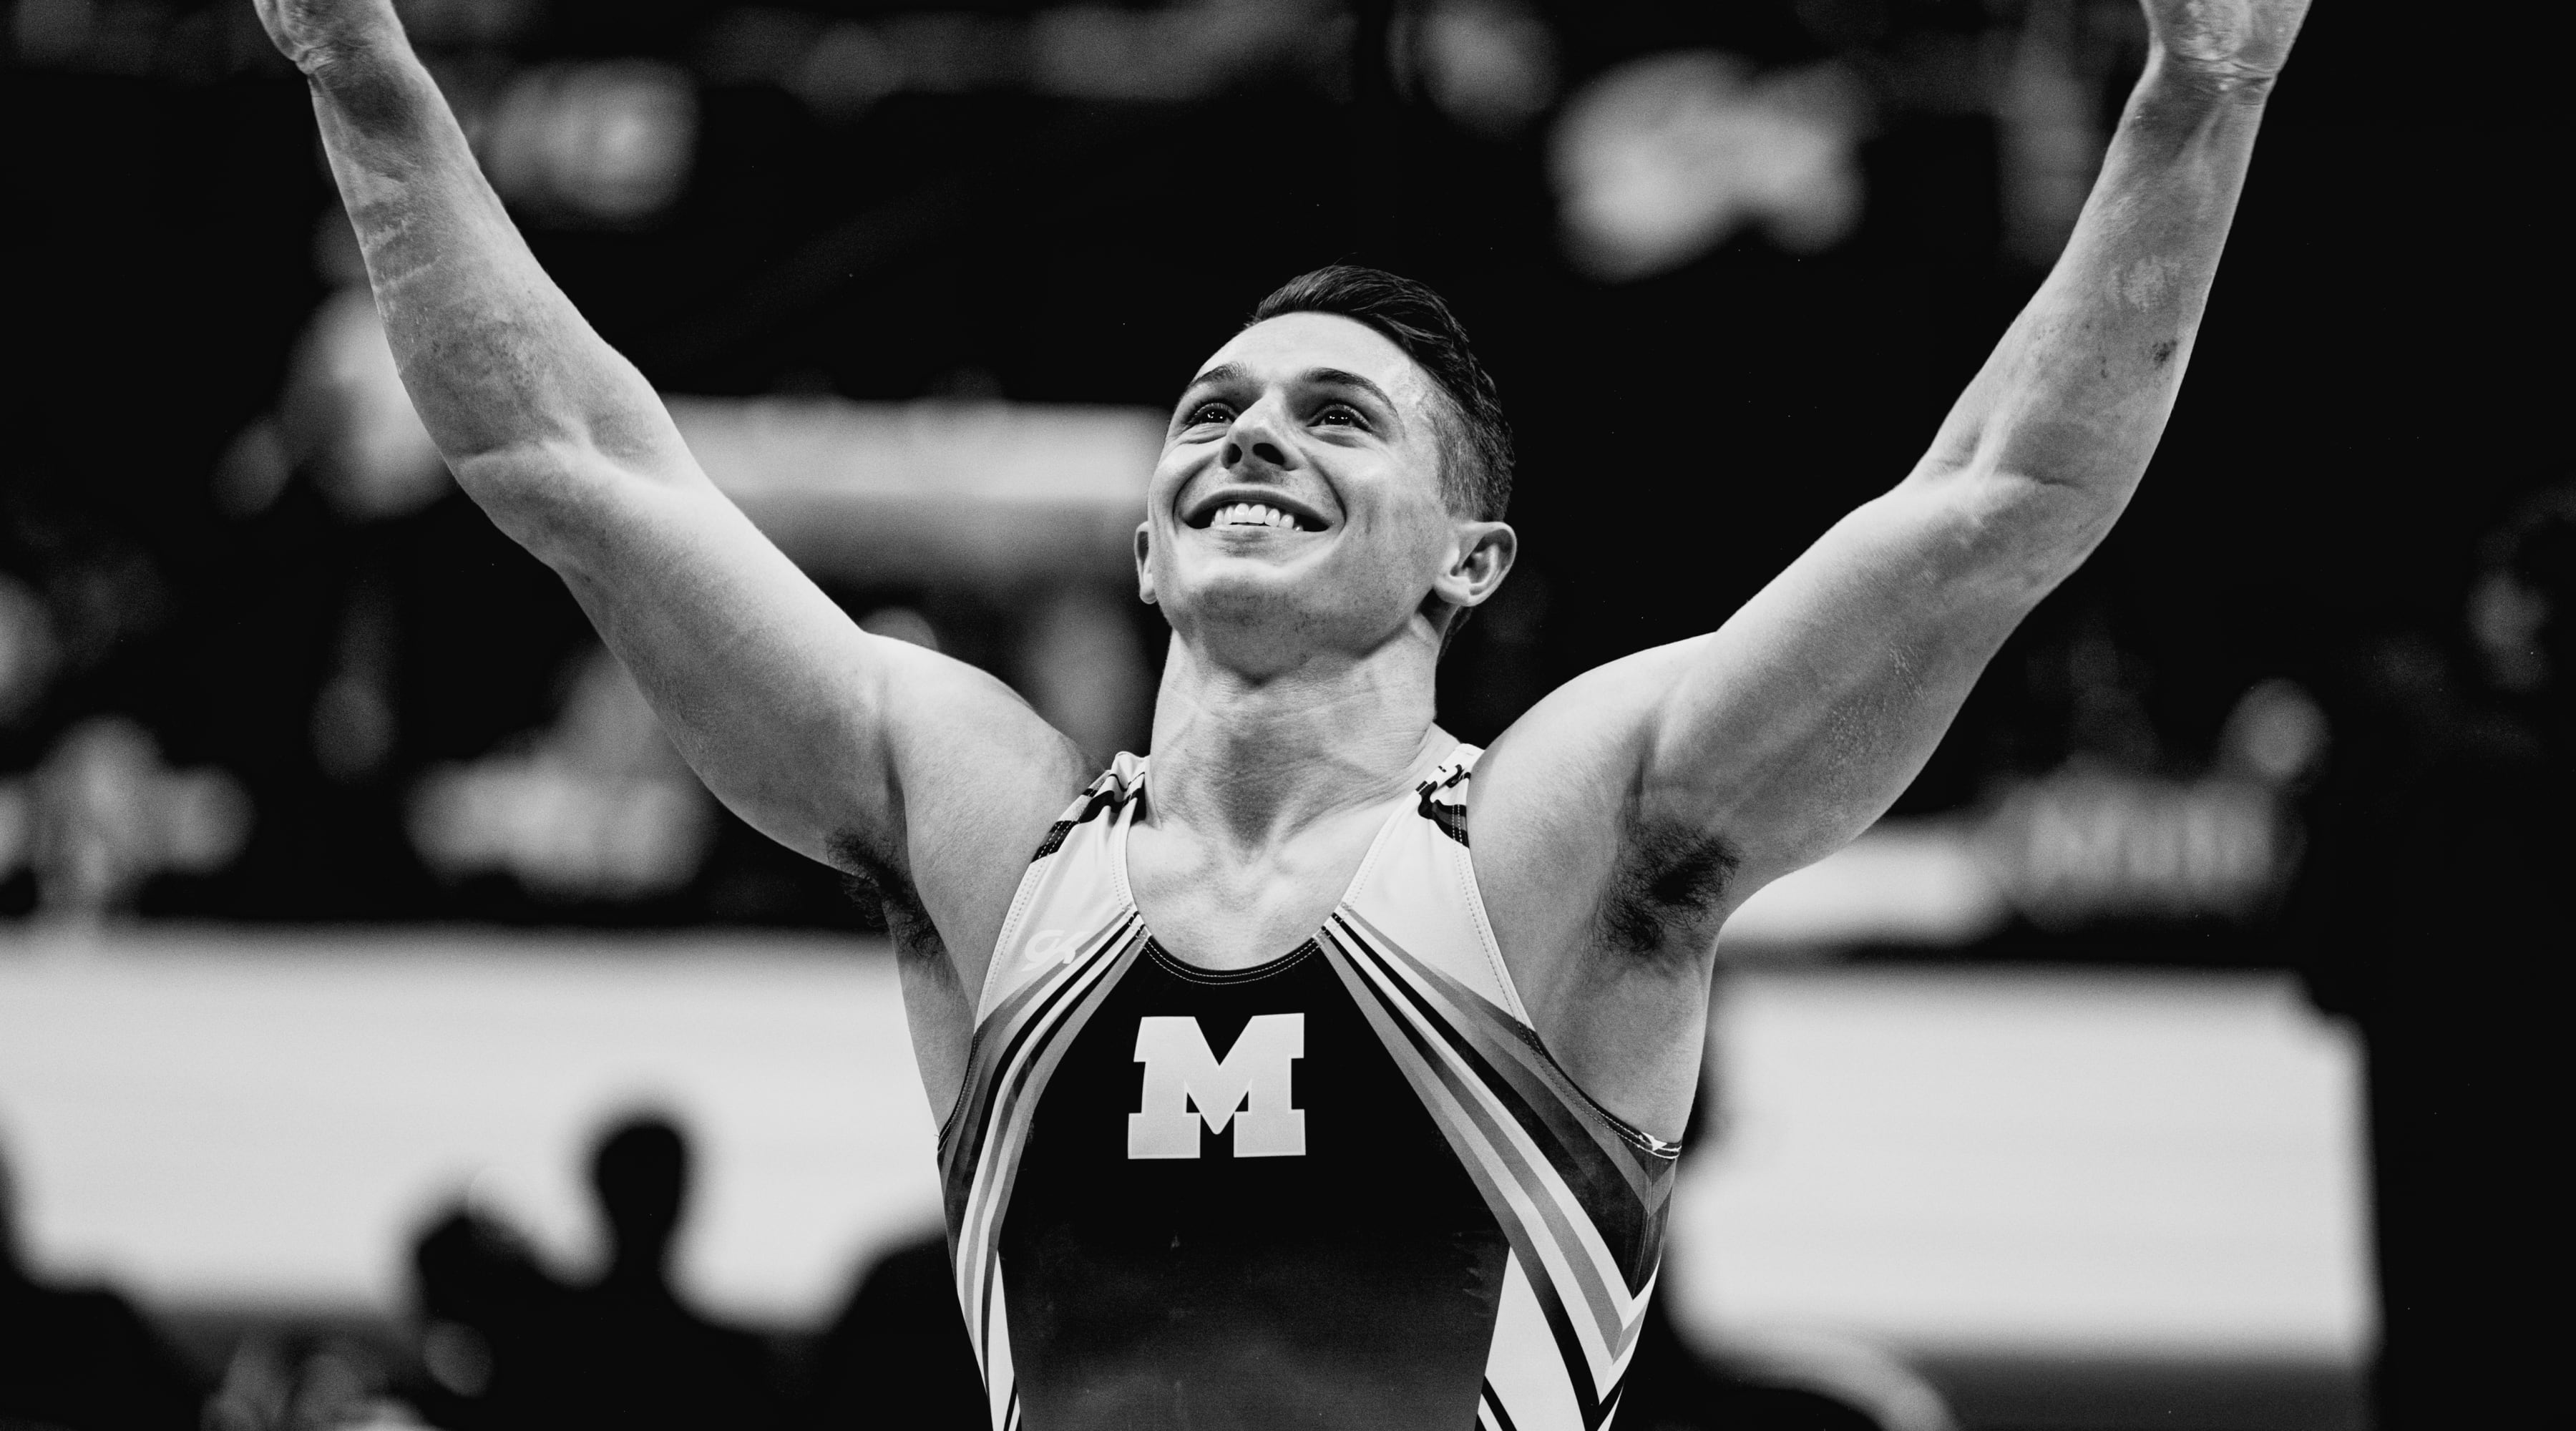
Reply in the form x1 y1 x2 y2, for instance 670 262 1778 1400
1592 817 1740 963
828 828 945 959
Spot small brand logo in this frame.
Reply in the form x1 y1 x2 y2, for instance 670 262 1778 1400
1127 1014 1307 1159
1026 928 1073 965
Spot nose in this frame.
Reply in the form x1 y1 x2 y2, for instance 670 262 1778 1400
1222 401 1294 473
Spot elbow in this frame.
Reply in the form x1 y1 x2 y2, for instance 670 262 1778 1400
446 438 622 569
1991 462 2129 547
1918 463 2128 600
449 436 723 580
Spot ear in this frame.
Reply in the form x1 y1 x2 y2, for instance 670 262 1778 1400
1430 520 1516 610
1133 521 1158 605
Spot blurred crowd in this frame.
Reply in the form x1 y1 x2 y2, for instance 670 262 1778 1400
1 1112 987 1431
4 1108 1941 1431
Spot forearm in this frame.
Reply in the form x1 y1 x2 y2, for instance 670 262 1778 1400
303 44 695 529
1922 54 2274 522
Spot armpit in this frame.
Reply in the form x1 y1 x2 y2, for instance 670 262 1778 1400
829 828 947 959
1592 818 1740 962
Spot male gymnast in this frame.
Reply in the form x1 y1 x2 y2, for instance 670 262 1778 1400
252 0 2308 1424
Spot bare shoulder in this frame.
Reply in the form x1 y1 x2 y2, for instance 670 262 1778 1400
863 638 1097 977
1468 636 1735 963
841 638 1095 1104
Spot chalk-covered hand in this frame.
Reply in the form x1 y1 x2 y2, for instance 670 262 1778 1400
2140 0 2311 89
250 0 409 78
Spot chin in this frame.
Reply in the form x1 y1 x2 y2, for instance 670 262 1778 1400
1173 543 1308 592
1179 569 1319 625
1181 577 1426 657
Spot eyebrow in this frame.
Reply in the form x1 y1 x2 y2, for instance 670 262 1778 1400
1176 363 1402 419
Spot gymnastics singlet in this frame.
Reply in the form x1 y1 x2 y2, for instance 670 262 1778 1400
938 747 1679 1431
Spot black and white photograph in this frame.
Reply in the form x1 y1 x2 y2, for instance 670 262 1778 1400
1 0 2559 1427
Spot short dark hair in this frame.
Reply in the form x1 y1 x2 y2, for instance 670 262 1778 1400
1246 265 1514 522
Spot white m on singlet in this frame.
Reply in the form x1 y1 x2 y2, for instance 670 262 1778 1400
1126 1014 1307 1158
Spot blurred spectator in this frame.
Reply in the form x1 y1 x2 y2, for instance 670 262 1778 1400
0 1140 205 1430
1552 52 1867 280
192 216 600 920
478 62 699 228
555 1114 784 1430
2294 481 2575 1428
407 645 716 904
11 716 251 919
405 1115 784 1430
407 1203 575 1430
1413 0 1559 138
794 1231 984 1431
203 1329 426 1431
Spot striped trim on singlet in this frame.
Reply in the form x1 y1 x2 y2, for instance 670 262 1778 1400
938 748 1680 1430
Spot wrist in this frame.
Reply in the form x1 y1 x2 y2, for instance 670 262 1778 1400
301 36 424 107
2140 44 2282 109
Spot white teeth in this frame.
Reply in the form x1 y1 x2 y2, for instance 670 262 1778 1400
1211 502 1299 529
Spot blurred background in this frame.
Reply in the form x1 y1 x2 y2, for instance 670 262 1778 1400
1 0 2562 1427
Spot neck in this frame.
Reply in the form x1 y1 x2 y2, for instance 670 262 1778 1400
1145 626 1451 854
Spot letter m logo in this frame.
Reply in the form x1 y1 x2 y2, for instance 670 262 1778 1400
1127 1014 1306 1159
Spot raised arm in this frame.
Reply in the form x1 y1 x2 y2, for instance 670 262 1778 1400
254 1 1085 987
1482 0 2308 971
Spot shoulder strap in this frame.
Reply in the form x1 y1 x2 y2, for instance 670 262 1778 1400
1340 743 1531 1022
977 753 1146 1020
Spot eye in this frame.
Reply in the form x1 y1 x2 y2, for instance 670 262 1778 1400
1184 401 1234 427
1314 403 1365 428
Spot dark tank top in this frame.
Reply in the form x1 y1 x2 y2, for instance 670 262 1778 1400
939 750 1679 1431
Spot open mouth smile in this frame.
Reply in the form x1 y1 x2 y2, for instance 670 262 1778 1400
1182 490 1331 532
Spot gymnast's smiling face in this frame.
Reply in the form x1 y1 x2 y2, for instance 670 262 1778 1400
1138 312 1512 675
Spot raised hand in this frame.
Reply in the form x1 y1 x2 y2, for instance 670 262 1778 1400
2140 0 2311 89
249 0 409 77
